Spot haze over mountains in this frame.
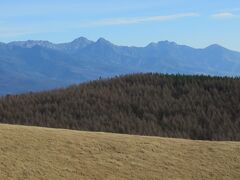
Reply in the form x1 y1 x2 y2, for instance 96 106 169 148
1 37 240 95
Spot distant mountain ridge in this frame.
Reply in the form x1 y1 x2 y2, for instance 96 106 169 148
1 37 240 95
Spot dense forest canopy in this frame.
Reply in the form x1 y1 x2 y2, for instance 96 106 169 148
0 73 240 141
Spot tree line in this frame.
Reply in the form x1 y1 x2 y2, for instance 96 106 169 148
0 73 240 140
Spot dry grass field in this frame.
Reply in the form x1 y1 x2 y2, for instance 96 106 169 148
0 124 240 180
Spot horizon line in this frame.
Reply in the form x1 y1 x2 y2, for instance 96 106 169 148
1 36 236 52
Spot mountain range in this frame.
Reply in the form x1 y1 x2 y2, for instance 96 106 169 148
1 37 240 95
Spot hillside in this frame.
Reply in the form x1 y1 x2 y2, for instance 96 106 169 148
1 37 240 95
0 124 239 180
1 73 240 140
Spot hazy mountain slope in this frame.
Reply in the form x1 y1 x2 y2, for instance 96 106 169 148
0 45 86 94
0 124 239 180
1 37 240 95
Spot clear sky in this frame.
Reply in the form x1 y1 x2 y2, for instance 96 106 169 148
0 0 239 51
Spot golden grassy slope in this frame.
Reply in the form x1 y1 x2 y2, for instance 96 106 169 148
0 124 240 180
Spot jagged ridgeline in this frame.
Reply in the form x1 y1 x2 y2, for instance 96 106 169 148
0 73 240 140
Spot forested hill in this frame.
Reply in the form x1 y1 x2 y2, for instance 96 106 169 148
1 73 240 141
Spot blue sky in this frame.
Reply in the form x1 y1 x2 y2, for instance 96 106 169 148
0 0 240 50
